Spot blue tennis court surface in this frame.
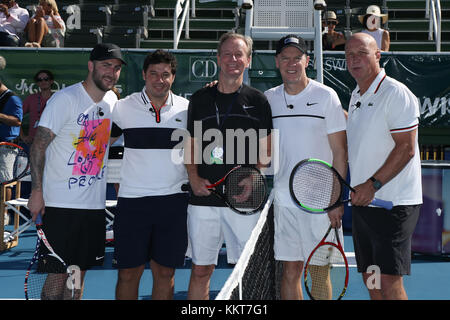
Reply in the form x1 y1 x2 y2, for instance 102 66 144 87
1 226 449 300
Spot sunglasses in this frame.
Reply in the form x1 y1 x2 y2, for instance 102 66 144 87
36 77 50 82
327 21 337 26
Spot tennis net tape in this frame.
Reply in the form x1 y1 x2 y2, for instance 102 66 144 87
216 191 282 300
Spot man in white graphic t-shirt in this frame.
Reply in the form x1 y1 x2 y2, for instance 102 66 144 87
28 43 125 300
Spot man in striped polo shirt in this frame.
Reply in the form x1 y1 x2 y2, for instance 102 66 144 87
346 33 422 300
110 50 189 300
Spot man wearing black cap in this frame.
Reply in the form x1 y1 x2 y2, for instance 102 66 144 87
264 34 347 299
27 43 125 300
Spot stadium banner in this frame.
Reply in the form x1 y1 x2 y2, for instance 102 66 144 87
0 49 449 128
249 51 450 129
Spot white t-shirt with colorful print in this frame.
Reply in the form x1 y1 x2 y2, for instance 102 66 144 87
38 82 117 209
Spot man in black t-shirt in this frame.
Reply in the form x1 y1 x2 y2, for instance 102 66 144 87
185 32 272 300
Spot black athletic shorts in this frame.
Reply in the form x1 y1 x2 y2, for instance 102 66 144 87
113 193 189 269
41 207 106 271
352 204 421 275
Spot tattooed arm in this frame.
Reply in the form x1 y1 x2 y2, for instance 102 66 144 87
28 126 56 221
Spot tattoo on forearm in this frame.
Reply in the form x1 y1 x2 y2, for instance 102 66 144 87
30 127 55 191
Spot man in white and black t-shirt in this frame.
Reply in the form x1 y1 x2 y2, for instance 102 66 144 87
28 43 125 299
265 34 348 300
110 50 190 300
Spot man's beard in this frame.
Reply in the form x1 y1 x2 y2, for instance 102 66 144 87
92 69 116 92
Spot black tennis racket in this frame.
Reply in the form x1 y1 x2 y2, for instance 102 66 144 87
24 214 76 300
304 224 349 300
0 142 29 185
289 158 393 213
182 165 268 215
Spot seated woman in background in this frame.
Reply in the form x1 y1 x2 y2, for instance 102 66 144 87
322 10 346 50
25 0 65 48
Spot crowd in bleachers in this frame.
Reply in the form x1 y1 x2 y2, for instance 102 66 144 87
0 0 393 50
0 0 448 51
0 0 152 48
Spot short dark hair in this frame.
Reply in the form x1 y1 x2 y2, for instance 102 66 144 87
33 69 54 82
143 50 177 75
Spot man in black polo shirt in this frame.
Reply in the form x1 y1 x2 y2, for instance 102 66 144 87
185 32 272 300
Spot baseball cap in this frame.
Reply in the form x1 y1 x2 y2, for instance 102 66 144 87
276 35 307 55
89 43 126 65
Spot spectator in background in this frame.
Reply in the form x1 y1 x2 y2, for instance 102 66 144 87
359 5 390 51
0 57 23 224
322 10 346 51
0 83 22 142
0 0 29 46
25 0 65 48
0 55 22 143
20 69 54 146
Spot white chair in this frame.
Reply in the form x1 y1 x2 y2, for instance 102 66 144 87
243 0 325 82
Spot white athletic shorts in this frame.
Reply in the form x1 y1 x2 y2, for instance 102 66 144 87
274 204 344 262
186 204 260 265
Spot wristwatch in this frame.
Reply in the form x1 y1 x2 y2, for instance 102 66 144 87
369 176 382 191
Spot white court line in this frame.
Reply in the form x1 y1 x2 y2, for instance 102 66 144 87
345 252 357 268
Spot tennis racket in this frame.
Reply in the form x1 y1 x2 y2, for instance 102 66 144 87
304 224 349 300
24 214 75 300
289 158 393 213
182 165 268 215
0 142 29 185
